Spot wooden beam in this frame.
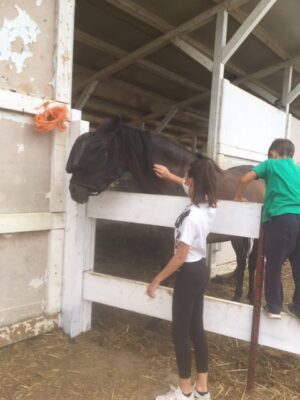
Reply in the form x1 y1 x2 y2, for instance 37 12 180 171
234 55 300 86
83 272 300 355
222 0 277 64
215 1 300 77
0 212 64 234
282 66 293 109
75 30 206 93
104 0 214 71
207 10 228 159
138 92 210 124
74 64 208 121
83 112 199 137
243 81 277 104
172 37 213 71
88 193 262 237
98 1 283 122
75 80 99 110
286 82 300 105
153 108 178 134
73 0 251 93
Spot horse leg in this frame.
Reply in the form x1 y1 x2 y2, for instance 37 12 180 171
247 239 258 304
231 237 250 302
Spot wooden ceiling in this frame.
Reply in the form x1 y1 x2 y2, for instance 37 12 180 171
72 0 300 151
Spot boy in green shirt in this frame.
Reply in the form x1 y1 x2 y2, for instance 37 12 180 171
234 138 300 319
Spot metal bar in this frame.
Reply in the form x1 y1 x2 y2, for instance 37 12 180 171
247 224 265 392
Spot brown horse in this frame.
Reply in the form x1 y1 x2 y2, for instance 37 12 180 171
66 117 264 302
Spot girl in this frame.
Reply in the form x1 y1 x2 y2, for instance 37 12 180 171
147 157 220 400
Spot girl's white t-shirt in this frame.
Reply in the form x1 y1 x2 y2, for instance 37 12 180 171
175 203 216 262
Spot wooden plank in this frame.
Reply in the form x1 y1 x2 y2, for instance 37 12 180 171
172 37 213 71
286 82 300 106
222 0 277 65
153 109 178 134
46 229 65 314
87 192 262 239
221 4 300 78
0 314 58 348
103 0 248 71
75 30 206 93
234 55 300 86
0 212 64 234
61 111 95 337
53 0 75 103
207 10 228 159
74 0 250 92
75 80 99 110
0 89 50 115
83 272 300 355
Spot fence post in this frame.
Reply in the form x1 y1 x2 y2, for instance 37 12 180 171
247 223 265 391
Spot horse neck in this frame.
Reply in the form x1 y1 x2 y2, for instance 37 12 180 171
119 125 196 193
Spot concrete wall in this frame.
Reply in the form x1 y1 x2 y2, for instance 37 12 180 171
0 0 75 347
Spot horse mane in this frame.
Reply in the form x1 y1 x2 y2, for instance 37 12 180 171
119 123 221 175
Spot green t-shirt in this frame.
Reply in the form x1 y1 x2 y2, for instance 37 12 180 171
252 158 300 223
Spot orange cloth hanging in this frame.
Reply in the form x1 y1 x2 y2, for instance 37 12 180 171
34 102 69 133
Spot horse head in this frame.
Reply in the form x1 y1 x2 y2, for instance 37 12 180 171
66 116 123 203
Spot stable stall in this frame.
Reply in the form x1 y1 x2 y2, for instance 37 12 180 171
1 0 300 355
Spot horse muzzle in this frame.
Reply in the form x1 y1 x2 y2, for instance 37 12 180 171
69 182 90 204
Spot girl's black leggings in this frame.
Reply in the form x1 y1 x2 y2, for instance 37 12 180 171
172 258 209 379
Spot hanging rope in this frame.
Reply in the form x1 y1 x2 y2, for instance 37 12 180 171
34 102 69 133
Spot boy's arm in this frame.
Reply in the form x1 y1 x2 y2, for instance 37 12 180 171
234 171 257 201
153 164 184 185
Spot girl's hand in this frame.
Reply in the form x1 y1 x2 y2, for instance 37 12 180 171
153 164 171 180
146 279 160 298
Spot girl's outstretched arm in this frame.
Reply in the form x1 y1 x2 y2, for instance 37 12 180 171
153 164 184 186
234 170 257 201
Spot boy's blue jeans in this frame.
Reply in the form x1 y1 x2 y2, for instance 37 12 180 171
264 213 300 314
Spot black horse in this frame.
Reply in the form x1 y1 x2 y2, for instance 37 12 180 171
66 117 264 302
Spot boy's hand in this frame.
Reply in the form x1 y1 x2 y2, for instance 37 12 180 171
153 164 171 180
233 196 248 202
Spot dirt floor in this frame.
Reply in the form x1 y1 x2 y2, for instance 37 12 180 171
0 221 299 400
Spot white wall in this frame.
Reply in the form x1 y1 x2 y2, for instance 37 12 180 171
213 80 287 270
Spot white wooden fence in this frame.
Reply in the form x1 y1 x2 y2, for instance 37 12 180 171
61 188 300 355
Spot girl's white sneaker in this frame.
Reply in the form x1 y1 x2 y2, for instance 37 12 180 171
193 387 211 400
156 386 194 400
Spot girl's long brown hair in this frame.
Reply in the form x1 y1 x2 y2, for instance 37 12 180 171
187 155 221 207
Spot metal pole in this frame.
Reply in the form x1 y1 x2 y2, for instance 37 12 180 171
246 223 265 392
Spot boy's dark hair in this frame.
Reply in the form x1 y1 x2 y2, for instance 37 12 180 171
268 138 295 158
187 156 221 207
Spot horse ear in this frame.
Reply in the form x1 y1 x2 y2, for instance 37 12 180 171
96 115 121 137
